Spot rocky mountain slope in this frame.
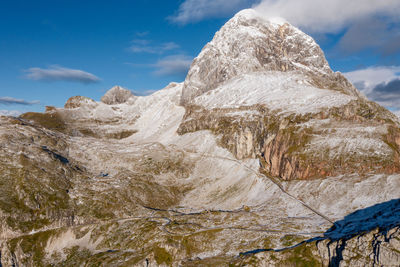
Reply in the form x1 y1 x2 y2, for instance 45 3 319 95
1 8 400 267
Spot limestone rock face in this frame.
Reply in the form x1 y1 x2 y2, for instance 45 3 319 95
101 86 135 105
178 100 400 180
316 227 400 267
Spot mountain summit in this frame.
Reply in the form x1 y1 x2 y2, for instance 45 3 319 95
181 9 361 105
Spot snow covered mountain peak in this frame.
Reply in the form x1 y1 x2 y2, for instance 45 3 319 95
232 8 287 26
180 8 357 105
101 85 136 105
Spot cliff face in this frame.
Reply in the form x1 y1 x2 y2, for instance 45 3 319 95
317 227 400 267
178 99 400 180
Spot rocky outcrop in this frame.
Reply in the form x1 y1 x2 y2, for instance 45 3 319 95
316 227 400 267
101 85 135 105
228 226 400 267
178 98 400 180
232 199 400 266
64 96 98 109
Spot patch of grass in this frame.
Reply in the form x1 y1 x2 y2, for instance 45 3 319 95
281 243 320 267
105 130 137 139
78 128 98 138
8 229 58 266
153 246 173 266
59 246 92 266
280 235 303 247
20 112 67 132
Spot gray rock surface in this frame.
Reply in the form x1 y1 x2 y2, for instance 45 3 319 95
180 9 361 105
101 85 135 105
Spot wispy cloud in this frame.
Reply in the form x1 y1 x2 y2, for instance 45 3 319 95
344 66 400 95
0 96 40 106
366 79 400 112
170 0 400 58
25 66 100 84
254 0 400 33
169 0 256 24
129 39 180 54
0 110 22 117
344 66 400 112
153 55 193 77
170 0 400 30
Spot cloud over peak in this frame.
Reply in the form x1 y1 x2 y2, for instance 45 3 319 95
25 66 100 84
254 0 400 33
170 0 400 40
169 0 257 24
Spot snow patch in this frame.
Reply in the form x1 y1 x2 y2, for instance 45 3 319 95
193 72 356 115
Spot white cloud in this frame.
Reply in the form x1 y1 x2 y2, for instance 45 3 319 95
170 0 400 30
153 55 193 76
130 40 180 54
343 66 400 96
26 66 100 84
0 110 22 117
169 0 256 24
344 66 400 112
254 0 400 33
0 96 39 106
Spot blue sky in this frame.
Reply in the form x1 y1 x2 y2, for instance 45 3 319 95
1 0 400 115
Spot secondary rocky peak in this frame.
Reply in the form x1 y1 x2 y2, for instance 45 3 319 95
101 85 135 105
64 95 98 109
180 8 359 105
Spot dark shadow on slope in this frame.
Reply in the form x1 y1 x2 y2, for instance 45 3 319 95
323 198 400 267
324 198 400 241
41 146 69 164
239 198 400 265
